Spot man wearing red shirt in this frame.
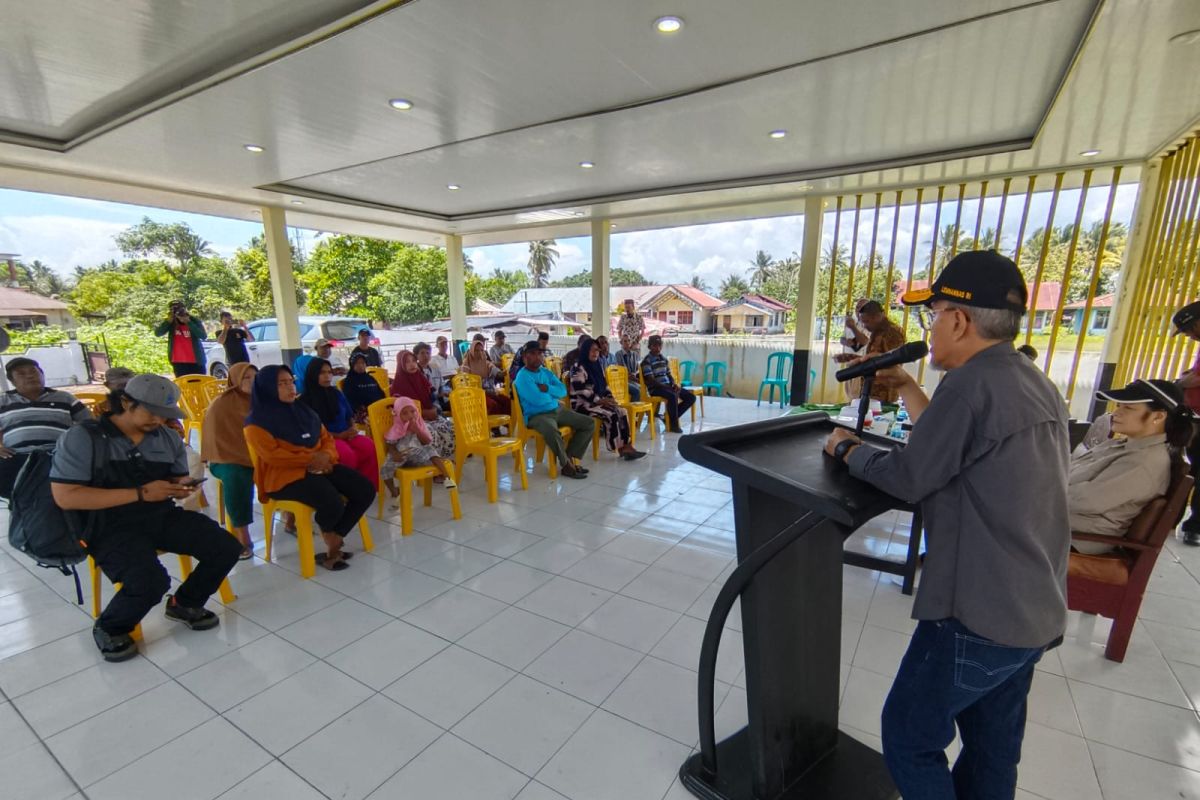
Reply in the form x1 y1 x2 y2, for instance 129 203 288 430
1173 301 1200 544
154 302 208 378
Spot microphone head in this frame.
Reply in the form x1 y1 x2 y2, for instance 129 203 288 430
900 340 929 360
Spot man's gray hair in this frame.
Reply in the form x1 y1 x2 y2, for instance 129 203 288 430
948 291 1024 341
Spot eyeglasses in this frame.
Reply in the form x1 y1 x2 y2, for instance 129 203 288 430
916 305 968 332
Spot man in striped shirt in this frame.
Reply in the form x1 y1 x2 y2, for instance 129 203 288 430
0 357 91 498
640 335 694 433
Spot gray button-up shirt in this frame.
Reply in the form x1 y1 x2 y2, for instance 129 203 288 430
847 342 1070 648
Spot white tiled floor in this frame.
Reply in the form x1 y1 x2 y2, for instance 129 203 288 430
2 396 1199 799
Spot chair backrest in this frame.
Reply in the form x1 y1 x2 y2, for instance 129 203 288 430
668 358 682 386
509 388 531 439
765 352 793 379
449 386 491 445
680 360 698 385
704 362 726 382
452 372 483 390
544 356 563 377
366 367 389 393
366 397 396 468
1129 458 1195 547
607 365 632 403
457 341 470 359
175 375 219 420
500 353 513 373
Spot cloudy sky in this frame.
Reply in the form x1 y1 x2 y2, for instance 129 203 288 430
0 182 1137 287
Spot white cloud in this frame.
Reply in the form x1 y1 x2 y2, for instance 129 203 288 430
0 215 127 272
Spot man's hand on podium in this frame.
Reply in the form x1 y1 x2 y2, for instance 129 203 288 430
824 427 862 465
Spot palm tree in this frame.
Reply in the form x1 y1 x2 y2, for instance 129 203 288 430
527 239 558 288
748 250 774 290
690 275 710 292
719 274 751 301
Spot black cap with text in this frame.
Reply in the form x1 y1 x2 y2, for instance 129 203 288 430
1172 300 1200 335
901 250 1028 313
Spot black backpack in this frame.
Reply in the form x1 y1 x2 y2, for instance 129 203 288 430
8 422 108 603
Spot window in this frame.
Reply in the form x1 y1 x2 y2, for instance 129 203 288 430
322 320 367 340
677 310 693 325
746 315 763 328
256 324 279 341
657 311 668 321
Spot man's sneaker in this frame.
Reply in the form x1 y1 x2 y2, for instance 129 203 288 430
1183 529 1200 547
92 623 138 662
164 596 220 630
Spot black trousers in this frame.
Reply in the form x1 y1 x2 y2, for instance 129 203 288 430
171 362 205 377
270 465 376 539
649 386 696 426
1184 431 1200 533
91 506 242 635
0 452 30 499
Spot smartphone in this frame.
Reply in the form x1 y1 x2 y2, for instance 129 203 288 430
182 477 207 487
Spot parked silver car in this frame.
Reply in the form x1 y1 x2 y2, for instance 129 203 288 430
203 316 376 378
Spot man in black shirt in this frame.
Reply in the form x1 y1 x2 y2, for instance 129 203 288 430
351 328 383 368
216 311 253 365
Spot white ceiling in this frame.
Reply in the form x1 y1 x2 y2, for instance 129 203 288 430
0 0 1197 246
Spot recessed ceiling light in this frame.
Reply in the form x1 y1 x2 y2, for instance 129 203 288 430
798 185 813 191
610 224 618 229
1079 149 1101 157
388 98 414 110
654 16 683 34
579 161 595 169
244 144 264 153
573 211 585 217
290 200 304 205
769 130 787 139
447 184 461 191
1169 29 1200 45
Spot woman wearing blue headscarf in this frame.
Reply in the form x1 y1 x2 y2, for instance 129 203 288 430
567 336 645 461
243 365 375 570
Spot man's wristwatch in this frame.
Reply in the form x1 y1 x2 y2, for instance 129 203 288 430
832 437 861 463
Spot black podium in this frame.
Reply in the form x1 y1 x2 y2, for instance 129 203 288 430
677 412 902 800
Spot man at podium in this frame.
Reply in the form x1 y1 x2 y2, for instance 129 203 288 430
824 251 1070 800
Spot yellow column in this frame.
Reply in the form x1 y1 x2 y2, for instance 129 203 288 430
591 220 612 337
446 234 468 343
792 195 825 403
260 206 302 364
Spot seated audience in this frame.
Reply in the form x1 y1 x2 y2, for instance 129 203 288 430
381 397 457 504
462 337 513 416
299 357 378 488
561 334 589 378
292 353 315 394
614 336 642 400
641 335 695 433
1070 379 1195 554
0 357 92 499
595 336 616 369
432 335 458 373
391 349 456 458
94 366 136 414
314 338 348 376
341 352 386 424
351 328 383 367
569 337 645 461
50 375 241 662
537 330 553 356
201 362 257 558
513 340 594 479
245 365 375 571
415 342 450 411
488 330 514 366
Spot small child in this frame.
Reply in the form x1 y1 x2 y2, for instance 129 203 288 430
381 397 456 504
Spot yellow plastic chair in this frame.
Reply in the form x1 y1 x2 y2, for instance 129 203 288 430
500 353 513 374
452 373 511 431
73 391 109 418
367 367 389 394
88 553 236 641
366 398 462 534
668 358 701 422
244 436 374 579
174 375 219 441
510 389 576 479
636 370 667 427
449 386 527 503
607 365 656 445
544 356 563 378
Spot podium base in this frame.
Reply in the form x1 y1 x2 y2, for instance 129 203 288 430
679 728 897 800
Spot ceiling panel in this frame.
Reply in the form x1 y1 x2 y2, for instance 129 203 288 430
284 0 1094 216
0 0 383 143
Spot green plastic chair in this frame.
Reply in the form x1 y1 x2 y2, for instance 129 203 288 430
457 341 470 360
757 352 793 407
701 362 727 397
679 360 699 385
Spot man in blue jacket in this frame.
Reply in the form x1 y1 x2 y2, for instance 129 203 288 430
513 340 594 480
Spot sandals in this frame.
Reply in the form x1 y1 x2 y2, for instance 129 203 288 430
315 551 354 563
315 552 352 571
238 547 254 561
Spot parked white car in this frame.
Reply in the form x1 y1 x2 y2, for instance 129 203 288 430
203 316 377 378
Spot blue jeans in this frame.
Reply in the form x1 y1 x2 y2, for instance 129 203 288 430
881 618 1043 800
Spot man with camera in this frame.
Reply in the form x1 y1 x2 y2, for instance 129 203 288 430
154 302 208 377
216 311 254 366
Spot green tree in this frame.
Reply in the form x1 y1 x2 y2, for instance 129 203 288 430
69 260 179 325
12 259 71 297
114 217 214 278
719 274 751 300
527 240 558 288
229 236 305 319
302 235 398 315
551 267 649 287
690 275 710 292
474 269 530 305
368 245 477 324
748 250 775 290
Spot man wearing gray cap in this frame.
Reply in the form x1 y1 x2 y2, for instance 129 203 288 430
50 374 242 662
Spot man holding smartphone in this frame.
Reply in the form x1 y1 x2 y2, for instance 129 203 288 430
50 375 241 662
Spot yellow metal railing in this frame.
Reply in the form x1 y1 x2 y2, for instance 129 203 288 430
1114 132 1200 387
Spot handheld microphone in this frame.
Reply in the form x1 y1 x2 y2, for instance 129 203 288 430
835 340 928 382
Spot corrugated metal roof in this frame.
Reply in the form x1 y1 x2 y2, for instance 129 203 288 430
0 287 69 311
